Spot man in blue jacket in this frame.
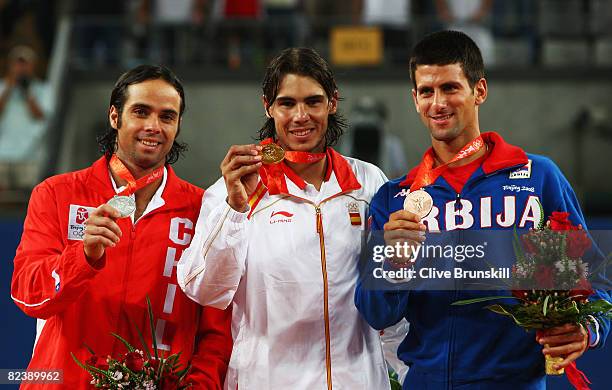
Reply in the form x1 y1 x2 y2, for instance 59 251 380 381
355 30 610 389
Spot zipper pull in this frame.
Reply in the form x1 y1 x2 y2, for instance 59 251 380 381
455 193 461 209
316 206 322 234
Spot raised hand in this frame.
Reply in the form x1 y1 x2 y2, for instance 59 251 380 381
83 204 122 264
221 144 262 212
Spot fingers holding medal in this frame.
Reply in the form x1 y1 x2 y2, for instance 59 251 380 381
221 144 264 212
83 203 124 263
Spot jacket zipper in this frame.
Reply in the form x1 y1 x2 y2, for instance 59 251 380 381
115 223 136 356
315 205 333 390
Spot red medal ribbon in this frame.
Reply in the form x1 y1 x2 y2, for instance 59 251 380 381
565 362 591 390
410 135 485 191
259 138 326 194
109 154 164 196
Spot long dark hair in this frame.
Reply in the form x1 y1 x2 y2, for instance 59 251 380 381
259 48 347 147
97 65 187 164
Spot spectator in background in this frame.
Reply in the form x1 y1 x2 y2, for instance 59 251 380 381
0 45 50 188
73 1 125 67
211 0 263 68
435 0 495 65
136 0 208 66
353 0 412 65
340 96 408 178
263 0 307 60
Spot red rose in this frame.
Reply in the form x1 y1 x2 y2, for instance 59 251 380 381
534 264 554 289
124 351 144 372
566 229 591 258
160 373 180 390
549 212 574 231
86 355 109 371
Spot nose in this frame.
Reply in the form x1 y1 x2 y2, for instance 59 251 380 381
293 103 309 122
145 115 162 132
431 91 447 110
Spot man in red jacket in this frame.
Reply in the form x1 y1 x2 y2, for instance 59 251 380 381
11 65 232 389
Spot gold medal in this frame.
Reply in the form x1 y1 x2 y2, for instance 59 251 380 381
261 144 285 164
403 189 433 220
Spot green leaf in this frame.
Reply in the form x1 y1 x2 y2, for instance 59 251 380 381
127 314 152 360
543 295 550 317
537 200 545 230
452 296 516 306
146 296 159 360
83 342 96 356
110 332 135 352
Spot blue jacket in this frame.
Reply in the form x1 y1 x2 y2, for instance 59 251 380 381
355 132 610 389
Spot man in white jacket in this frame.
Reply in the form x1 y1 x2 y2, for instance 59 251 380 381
178 47 390 389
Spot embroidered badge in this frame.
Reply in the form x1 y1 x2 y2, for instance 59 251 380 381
509 160 532 179
68 204 95 241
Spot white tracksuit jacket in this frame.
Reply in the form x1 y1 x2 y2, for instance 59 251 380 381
178 151 390 390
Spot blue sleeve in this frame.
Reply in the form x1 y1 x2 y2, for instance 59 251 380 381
538 156 611 347
355 183 411 330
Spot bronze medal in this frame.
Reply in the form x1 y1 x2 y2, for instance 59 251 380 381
403 189 433 220
261 144 285 164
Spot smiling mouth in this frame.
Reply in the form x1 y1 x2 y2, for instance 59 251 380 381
139 139 160 147
289 128 314 137
430 114 453 121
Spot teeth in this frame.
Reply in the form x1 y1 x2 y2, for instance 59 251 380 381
433 114 452 120
140 140 158 146
292 130 311 136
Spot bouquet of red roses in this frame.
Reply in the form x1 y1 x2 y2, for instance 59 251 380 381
454 212 611 390
72 298 191 389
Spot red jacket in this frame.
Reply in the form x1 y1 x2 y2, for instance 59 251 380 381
11 157 232 389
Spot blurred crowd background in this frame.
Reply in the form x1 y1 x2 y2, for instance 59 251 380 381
1 0 612 216
1 1 612 387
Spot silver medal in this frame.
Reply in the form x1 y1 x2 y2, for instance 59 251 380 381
403 189 433 219
107 195 136 218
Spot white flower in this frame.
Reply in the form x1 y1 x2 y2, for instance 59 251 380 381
112 371 123 381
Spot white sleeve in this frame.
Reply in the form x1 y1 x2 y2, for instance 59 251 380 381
177 177 249 309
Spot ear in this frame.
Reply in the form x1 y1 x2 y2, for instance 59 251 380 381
328 90 338 114
412 89 420 113
109 105 119 129
262 95 272 118
474 78 487 105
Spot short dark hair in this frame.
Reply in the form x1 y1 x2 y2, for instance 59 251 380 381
409 30 485 90
259 47 347 147
97 65 187 164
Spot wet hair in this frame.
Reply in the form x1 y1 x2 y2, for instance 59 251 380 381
259 47 347 147
409 30 485 90
97 64 187 164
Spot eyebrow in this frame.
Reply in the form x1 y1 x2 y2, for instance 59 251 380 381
276 94 326 102
129 103 178 116
417 81 463 93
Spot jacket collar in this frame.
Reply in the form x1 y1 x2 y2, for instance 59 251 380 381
399 131 528 187
262 147 362 195
86 156 180 203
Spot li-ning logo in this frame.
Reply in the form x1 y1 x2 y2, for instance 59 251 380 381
270 210 293 224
